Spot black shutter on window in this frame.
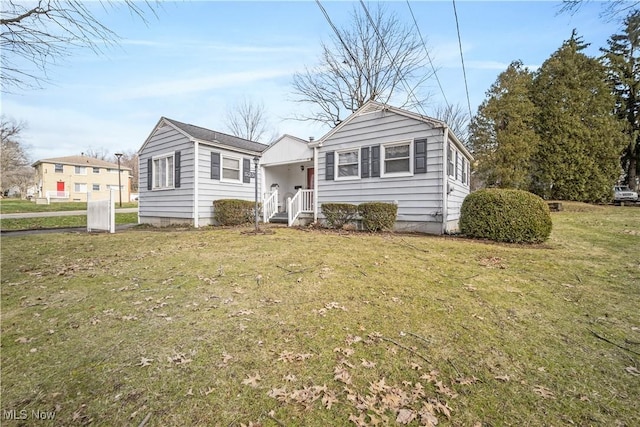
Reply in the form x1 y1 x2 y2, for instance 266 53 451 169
326 151 334 180
211 152 220 180
361 147 370 178
174 151 181 188
414 138 427 174
147 158 152 190
371 145 380 178
243 158 251 183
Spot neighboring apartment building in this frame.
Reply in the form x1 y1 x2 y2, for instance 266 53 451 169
32 155 131 202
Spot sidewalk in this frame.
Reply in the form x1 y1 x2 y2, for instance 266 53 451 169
0 208 138 219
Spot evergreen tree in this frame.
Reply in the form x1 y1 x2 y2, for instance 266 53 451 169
531 31 625 202
468 61 539 189
601 11 640 191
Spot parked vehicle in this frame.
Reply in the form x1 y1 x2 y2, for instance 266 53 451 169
614 185 638 202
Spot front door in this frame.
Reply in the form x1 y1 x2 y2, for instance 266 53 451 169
57 181 65 193
307 167 314 189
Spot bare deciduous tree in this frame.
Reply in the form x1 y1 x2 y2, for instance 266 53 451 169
224 97 272 142
559 0 639 22
432 103 470 146
1 115 34 197
83 147 110 161
1 0 157 91
119 150 139 192
291 4 432 127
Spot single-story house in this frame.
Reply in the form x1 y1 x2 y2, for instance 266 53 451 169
138 117 268 227
138 101 473 233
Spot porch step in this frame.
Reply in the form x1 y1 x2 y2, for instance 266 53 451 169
269 212 288 224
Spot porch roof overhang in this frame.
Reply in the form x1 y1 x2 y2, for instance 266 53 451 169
261 157 313 167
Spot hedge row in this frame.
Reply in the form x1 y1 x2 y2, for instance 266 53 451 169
321 202 397 232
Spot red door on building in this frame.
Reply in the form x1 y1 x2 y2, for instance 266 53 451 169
57 181 65 196
307 168 314 189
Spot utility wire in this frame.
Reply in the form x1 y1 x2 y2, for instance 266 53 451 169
405 0 450 109
358 0 429 118
452 0 473 120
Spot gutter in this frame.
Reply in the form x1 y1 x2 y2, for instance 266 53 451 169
193 140 199 228
442 126 449 235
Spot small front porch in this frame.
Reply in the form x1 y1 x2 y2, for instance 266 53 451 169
263 188 314 226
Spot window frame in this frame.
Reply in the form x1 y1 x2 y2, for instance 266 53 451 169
447 144 455 177
461 157 468 184
74 183 87 192
221 154 242 183
92 184 100 191
381 140 413 178
75 166 86 175
92 167 100 174
54 164 63 173
152 152 175 190
335 148 360 181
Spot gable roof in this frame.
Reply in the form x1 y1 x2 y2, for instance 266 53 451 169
315 100 473 160
161 117 269 154
32 155 131 170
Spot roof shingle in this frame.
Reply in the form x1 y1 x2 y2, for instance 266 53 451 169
32 155 131 170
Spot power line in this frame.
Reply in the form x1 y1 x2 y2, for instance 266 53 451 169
357 0 429 118
452 0 473 120
405 0 450 109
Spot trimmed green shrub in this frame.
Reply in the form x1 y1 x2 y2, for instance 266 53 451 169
321 203 358 229
460 189 552 243
358 202 398 232
213 199 259 226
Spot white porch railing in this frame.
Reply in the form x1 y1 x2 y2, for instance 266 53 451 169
263 189 279 223
45 191 69 203
287 189 314 226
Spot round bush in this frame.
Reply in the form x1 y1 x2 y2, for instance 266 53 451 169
460 189 552 243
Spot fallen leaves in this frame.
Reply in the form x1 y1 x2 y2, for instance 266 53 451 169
242 373 261 388
625 366 640 376
137 357 154 367
533 385 555 399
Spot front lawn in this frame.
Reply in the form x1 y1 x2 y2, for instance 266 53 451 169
0 213 139 231
1 203 638 426
0 199 138 214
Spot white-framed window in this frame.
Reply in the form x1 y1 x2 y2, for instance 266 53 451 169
75 166 86 175
382 141 412 177
461 158 467 184
152 153 175 189
336 149 359 180
456 151 460 180
222 155 241 182
54 164 63 173
92 184 100 191
93 167 100 174
74 183 87 192
448 144 455 177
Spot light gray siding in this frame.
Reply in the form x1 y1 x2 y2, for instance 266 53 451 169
197 145 259 225
317 110 446 230
445 140 471 232
139 125 194 225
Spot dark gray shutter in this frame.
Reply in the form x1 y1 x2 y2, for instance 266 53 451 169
326 151 334 180
174 151 181 188
371 145 380 178
243 158 251 183
414 138 427 174
147 158 152 190
361 147 370 178
211 152 220 180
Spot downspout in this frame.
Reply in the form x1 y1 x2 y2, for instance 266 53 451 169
441 126 449 235
193 140 199 228
313 145 319 223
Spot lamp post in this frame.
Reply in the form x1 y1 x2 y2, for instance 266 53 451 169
253 156 259 232
114 153 123 207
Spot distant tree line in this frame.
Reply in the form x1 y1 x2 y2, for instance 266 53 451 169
469 11 640 202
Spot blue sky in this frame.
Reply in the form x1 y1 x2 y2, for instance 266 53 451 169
2 1 624 162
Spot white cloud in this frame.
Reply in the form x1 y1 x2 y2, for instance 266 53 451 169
107 69 296 101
